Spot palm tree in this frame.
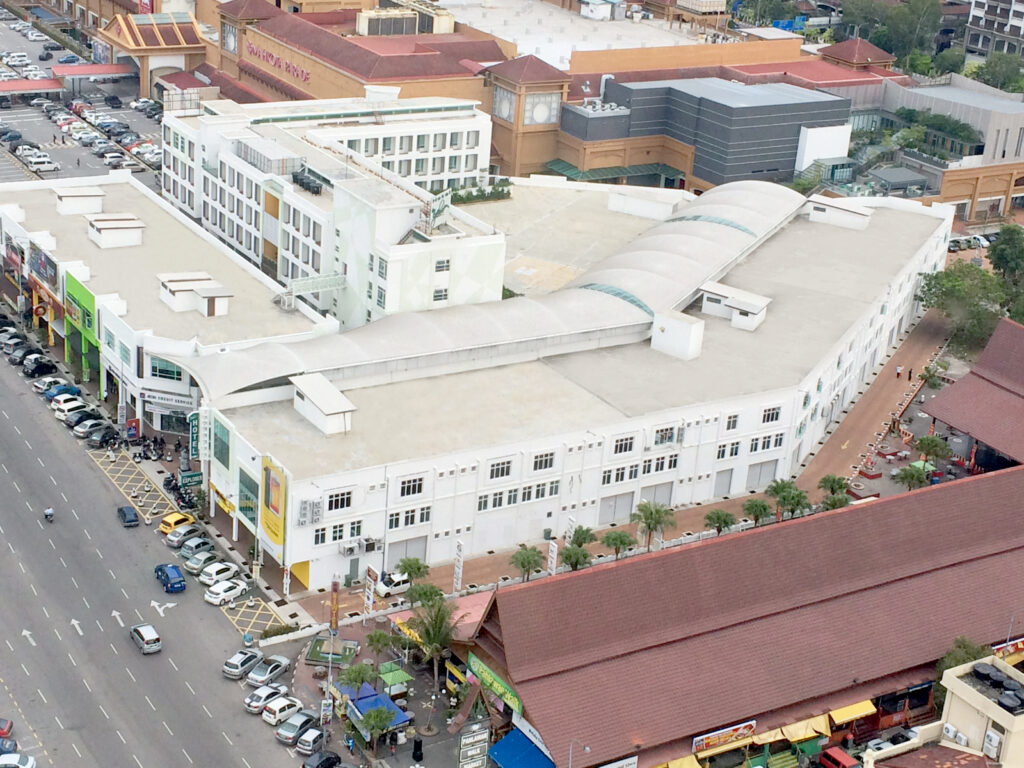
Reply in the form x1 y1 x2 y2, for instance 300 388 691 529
408 598 463 692
509 545 543 582
359 706 395 757
364 629 393 672
341 661 377 697
397 556 429 583
778 487 810 519
820 493 850 510
631 500 675 551
915 435 951 464
703 508 736 535
895 465 929 491
406 583 444 607
742 498 772 527
560 544 591 571
765 478 797 521
600 529 636 560
570 526 597 548
817 474 848 496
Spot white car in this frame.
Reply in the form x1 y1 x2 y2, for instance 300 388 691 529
203 578 249 606
244 683 288 714
0 753 37 768
32 375 65 393
15 145 40 158
25 72 49 81
49 392 79 411
199 562 240 586
29 97 51 107
130 98 154 110
262 696 302 726
102 153 124 166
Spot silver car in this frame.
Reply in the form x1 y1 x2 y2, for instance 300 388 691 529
246 654 290 687
243 683 288 714
223 648 263 680
274 709 317 745
183 551 220 575
165 524 202 548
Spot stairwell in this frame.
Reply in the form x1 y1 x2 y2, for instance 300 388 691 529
766 750 799 768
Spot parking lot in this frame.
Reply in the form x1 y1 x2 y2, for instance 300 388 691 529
0 17 161 191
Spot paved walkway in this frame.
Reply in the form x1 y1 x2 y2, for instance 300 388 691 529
291 309 953 619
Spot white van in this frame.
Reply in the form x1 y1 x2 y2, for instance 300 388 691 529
295 728 325 756
375 571 410 597
55 399 88 422
26 158 60 172
262 696 302 725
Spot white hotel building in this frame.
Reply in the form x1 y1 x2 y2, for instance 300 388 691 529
174 181 952 595
160 91 501 327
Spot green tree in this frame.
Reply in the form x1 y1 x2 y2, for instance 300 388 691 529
406 583 444 607
765 479 798 521
915 435 951 463
600 529 636 560
919 362 948 389
821 493 850 510
817 474 848 496
885 0 941 61
779 487 810 518
742 498 772 526
509 545 543 582
842 0 886 37
933 47 965 74
570 526 597 548
341 661 377 697
894 464 929 491
408 598 463 692
988 224 1024 288
918 261 1005 348
977 51 1023 90
397 557 429 583
905 49 932 75
365 629 393 670
560 544 592 571
934 636 992 710
703 508 736 535
631 500 676 551
359 706 396 757
893 123 927 150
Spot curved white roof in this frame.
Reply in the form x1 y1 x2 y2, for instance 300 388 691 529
176 181 805 401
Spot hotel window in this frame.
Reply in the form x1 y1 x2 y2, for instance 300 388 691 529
433 289 448 302
614 467 625 483
415 158 426 175
492 492 503 509
490 460 511 480
533 452 554 471
762 407 781 423
382 137 394 155
613 437 634 454
432 133 446 151
348 139 358 152
549 480 560 495
399 160 411 176
467 130 480 148
668 454 678 469
450 132 462 149
602 470 612 485
213 419 230 468
774 433 785 448
716 444 727 460
761 436 772 451
655 456 665 472
314 528 326 545
536 483 547 499
349 520 362 537
729 441 740 457
750 438 760 453
642 458 652 475
377 287 386 309
522 485 533 501
378 258 388 279
404 508 416 526
400 136 413 152
726 414 738 430
506 489 518 505
364 138 378 156
448 155 460 172
432 157 444 174
331 524 345 541
118 342 131 365
399 477 423 497
419 507 431 523
388 511 400 529
151 357 183 381
104 329 114 348
327 491 352 511
465 155 478 172
477 495 488 511
435 259 450 272
628 465 638 480
220 22 237 53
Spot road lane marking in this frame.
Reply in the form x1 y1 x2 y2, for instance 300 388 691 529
95 548 103 560
67 652 76 667
62 493 69 504
48 538 54 550
12 481 19 492
29 584 36 596
70 577 79 589
24 501 31 512
20 664 29 677
52 629 60 642
82 596 90 610
18 562 25 573
184 681 195 695
59 557 66 568
95 619 104 632
126 667 136 683
49 475 55 486
0 464 4 472
168 657 178 671
54 716 62 729
4 640 12 652
145 695 155 710
242 758 252 768
109 569 116 580
13 425 19 434
24 439 30 450
82 679 91 693
180 748 191 764
162 721 172 736
35 520 42 530
111 610 124 627
221 731 233 746
36 689 46 704
133 755 143 768
82 528 90 539
70 505 76 517
202 704 212 719
121 588 130 600
109 643 118 655
116 730 125 744
1 410 5 418
134 608 144 622
72 744 81 758
70 619 83 636
99 705 109 720
7 543 14 554
36 456 43 467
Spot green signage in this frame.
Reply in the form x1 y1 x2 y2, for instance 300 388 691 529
178 471 203 488
467 652 522 714
188 411 199 460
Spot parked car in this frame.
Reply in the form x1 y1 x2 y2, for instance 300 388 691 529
86 425 118 448
37 51 51 61
302 751 343 768
64 408 100 429
50 392 81 411
204 578 250 607
261 696 302 726
223 648 264 680
199 562 240 586
117 505 139 527
246 655 290 687
182 550 220 575
57 54 78 64
72 418 107 438
55 399 89 422
44 383 80 401
0 739 17 756
164 523 202 548
1 131 21 142
0 753 36 768
32 375 65 393
104 94 121 108
275 709 317 746
8 345 39 365
102 153 124 167
42 42 62 51
119 160 145 173
243 683 287 713
154 563 187 593
22 358 55 378
158 512 195 535
130 98 155 110
179 537 213 559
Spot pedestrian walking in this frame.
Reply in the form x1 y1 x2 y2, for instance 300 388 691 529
896 365 903 379
51 134 56 142
76 157 80 168
61 135 65 144
907 367 913 381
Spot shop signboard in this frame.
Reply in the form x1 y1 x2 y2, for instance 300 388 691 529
329 578 339 632
117 404 126 426
453 540 464 593
178 471 202 488
4 233 23 273
512 711 553 759
91 40 111 64
692 720 756 754
364 565 378 616
993 635 1024 657
125 418 140 440
140 389 195 409
197 408 211 461
28 243 59 296
597 758 639 768
547 539 558 576
319 698 332 726
188 411 200 459
459 728 489 768
467 652 522 714
260 456 287 548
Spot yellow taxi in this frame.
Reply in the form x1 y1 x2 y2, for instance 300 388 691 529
158 511 196 535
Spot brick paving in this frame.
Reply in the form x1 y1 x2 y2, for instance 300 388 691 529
296 309 953 619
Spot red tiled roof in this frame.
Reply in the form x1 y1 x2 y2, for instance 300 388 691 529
51 63 134 77
194 63 267 103
486 466 1024 768
218 0 283 21
0 78 62 93
878 745 991 767
923 319 1024 461
732 59 900 86
295 9 356 27
487 54 569 84
820 38 896 65
251 19 506 81
159 70 205 89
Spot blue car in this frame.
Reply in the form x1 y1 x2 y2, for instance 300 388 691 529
57 54 78 64
44 383 81 402
0 738 17 755
154 563 186 593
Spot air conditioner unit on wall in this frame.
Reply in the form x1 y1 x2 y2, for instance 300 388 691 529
341 544 357 556
941 723 958 740
955 732 968 747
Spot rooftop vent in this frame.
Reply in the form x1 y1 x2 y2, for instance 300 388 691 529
55 186 104 216
86 213 144 249
158 272 232 317
290 373 356 436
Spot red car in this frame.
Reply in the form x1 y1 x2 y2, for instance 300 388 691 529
0 719 13 738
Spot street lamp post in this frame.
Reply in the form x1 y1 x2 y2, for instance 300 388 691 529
568 739 590 768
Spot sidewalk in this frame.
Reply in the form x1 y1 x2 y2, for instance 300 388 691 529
291 309 953 620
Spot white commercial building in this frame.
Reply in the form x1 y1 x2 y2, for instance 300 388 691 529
161 92 503 326
0 172 333 436
174 180 952 595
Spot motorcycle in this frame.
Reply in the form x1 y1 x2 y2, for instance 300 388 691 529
44 509 53 523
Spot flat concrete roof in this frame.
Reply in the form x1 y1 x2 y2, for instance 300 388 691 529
913 84 1024 114
203 95 480 120
463 181 680 295
622 77 848 107
222 203 943 478
16 179 319 345
438 0 705 69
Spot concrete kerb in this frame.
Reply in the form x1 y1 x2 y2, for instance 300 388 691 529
258 622 328 649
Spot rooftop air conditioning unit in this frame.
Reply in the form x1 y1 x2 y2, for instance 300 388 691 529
955 732 968 747
941 723 958 740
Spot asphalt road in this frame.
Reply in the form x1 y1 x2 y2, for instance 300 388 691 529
0 355 298 767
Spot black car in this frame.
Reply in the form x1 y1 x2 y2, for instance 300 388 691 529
8 345 40 365
117 133 140 147
42 103 63 114
64 407 101 428
106 125 129 138
302 752 347 768
86 425 119 448
38 51 52 61
142 104 162 118
43 42 63 51
117 505 139 527
104 94 122 108
24 359 57 378
1 130 21 142
0 317 14 329
9 139 39 153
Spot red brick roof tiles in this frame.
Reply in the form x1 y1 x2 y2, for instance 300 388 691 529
820 38 896 65
486 466 1024 767
878 744 991 767
218 0 284 21
487 54 569 84
194 63 268 103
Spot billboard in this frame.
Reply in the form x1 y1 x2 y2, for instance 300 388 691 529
28 242 59 295
260 456 287 547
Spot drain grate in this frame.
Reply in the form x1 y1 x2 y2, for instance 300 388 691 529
274 599 288 607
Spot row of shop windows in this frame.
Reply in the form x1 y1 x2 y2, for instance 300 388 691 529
351 131 481 158
478 481 560 511
602 454 679 485
313 519 363 545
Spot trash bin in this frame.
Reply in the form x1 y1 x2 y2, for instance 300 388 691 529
543 528 552 540
412 737 424 762
344 574 353 588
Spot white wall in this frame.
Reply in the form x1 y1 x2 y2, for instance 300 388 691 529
795 124 852 172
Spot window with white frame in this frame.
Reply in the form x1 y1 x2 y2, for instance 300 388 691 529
400 477 423 497
613 437 634 455
533 452 554 471
762 407 781 424
327 491 352 511
655 427 675 445
489 460 511 480
726 414 739 430
314 527 326 545
387 511 400 529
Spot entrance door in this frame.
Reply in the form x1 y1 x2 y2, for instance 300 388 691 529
745 460 778 490
385 535 428 571
712 469 732 497
348 557 360 584
598 492 634 525
640 482 672 506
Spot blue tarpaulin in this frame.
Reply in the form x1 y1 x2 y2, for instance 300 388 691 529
30 7 61 21
351 693 411 730
489 729 555 768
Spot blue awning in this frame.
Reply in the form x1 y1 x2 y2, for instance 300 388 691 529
30 7 62 21
489 729 555 768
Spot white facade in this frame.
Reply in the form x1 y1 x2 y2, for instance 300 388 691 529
161 93 501 325
184 183 954 594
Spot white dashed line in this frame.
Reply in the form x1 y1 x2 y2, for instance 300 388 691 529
116 730 125 744
72 744 81 758
221 731 233 746
180 748 192 764
82 679 91 693
99 705 109 720
168 657 178 671
41 606 47 620
37 689 47 704
95 619 104 632
163 721 172 736
52 628 60 642
36 456 43 467
96 548 103 560
134 608 144 622
71 577 79 589
121 588 130 600
17 562 24 574
24 439 30 450
48 538 54 550
49 475 56 485
20 664 29 677
126 667 136 683
82 528 90 539
12 481 19 492
29 584 36 596
109 643 118 656
109 569 116 580
184 681 195 696
4 640 12 652
59 557 66 568
145 695 156 711
67 652 76 667
133 755 143 768
202 704 212 719
13 425 19 435
82 596 90 610
53 716 62 729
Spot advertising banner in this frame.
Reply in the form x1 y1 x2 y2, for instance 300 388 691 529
260 456 287 547
467 652 522 714
4 233 22 273
28 242 59 296
188 411 200 459
125 418 140 440
364 565 378 616
453 540 464 593
692 720 757 754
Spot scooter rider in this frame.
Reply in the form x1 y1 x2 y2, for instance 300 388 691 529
44 507 54 522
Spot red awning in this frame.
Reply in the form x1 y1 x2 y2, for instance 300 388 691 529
50 63 134 77
0 79 63 93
